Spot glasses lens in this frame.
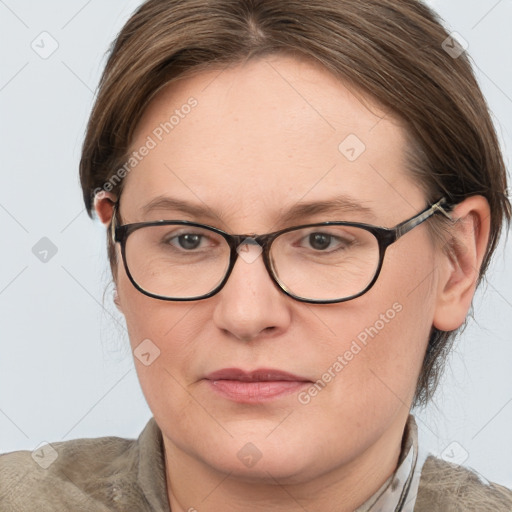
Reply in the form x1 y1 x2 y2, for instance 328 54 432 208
124 224 231 299
270 224 380 301
123 223 380 302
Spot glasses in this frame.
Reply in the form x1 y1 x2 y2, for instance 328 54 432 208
111 197 451 304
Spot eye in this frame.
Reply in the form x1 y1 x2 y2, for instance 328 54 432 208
308 232 335 251
161 230 214 251
172 233 203 250
299 230 355 252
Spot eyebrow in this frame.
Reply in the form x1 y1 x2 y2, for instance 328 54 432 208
140 194 376 225
279 195 375 224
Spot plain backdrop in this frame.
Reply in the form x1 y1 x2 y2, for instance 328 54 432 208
1 0 511 489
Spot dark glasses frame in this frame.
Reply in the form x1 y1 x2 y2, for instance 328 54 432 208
110 197 452 304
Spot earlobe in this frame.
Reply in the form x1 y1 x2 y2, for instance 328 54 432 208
94 191 118 226
113 287 123 312
432 195 491 332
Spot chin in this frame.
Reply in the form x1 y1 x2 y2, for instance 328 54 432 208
195 430 332 484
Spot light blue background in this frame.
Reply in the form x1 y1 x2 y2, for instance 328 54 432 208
1 0 511 488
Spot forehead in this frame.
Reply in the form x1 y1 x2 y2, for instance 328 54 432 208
121 54 423 227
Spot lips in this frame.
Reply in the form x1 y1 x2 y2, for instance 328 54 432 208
204 368 312 403
205 368 311 382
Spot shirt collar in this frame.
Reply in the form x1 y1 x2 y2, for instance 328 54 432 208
356 414 421 512
137 417 171 512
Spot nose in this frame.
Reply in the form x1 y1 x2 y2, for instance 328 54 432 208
212 241 292 342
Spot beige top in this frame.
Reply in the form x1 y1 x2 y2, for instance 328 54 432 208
1 415 511 511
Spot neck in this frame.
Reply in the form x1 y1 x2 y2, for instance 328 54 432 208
163 411 409 512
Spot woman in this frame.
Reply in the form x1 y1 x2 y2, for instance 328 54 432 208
1 0 511 510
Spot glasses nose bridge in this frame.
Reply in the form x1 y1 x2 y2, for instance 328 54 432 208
227 232 276 280
228 231 275 251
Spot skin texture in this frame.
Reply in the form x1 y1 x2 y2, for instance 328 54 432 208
95 54 490 512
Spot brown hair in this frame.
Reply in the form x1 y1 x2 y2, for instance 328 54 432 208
79 0 510 407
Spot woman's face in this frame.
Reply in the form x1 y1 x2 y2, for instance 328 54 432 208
111 54 441 482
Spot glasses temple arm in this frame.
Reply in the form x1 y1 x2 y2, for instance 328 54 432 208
394 197 452 239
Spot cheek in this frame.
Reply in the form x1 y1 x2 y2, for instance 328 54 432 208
115 268 201 396
115 248 199 348
120 298 209 442
308 238 436 412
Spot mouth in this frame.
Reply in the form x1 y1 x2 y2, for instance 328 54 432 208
203 368 312 403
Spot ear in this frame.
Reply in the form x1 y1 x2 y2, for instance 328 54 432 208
433 195 491 331
94 191 123 312
113 287 122 311
93 191 117 226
